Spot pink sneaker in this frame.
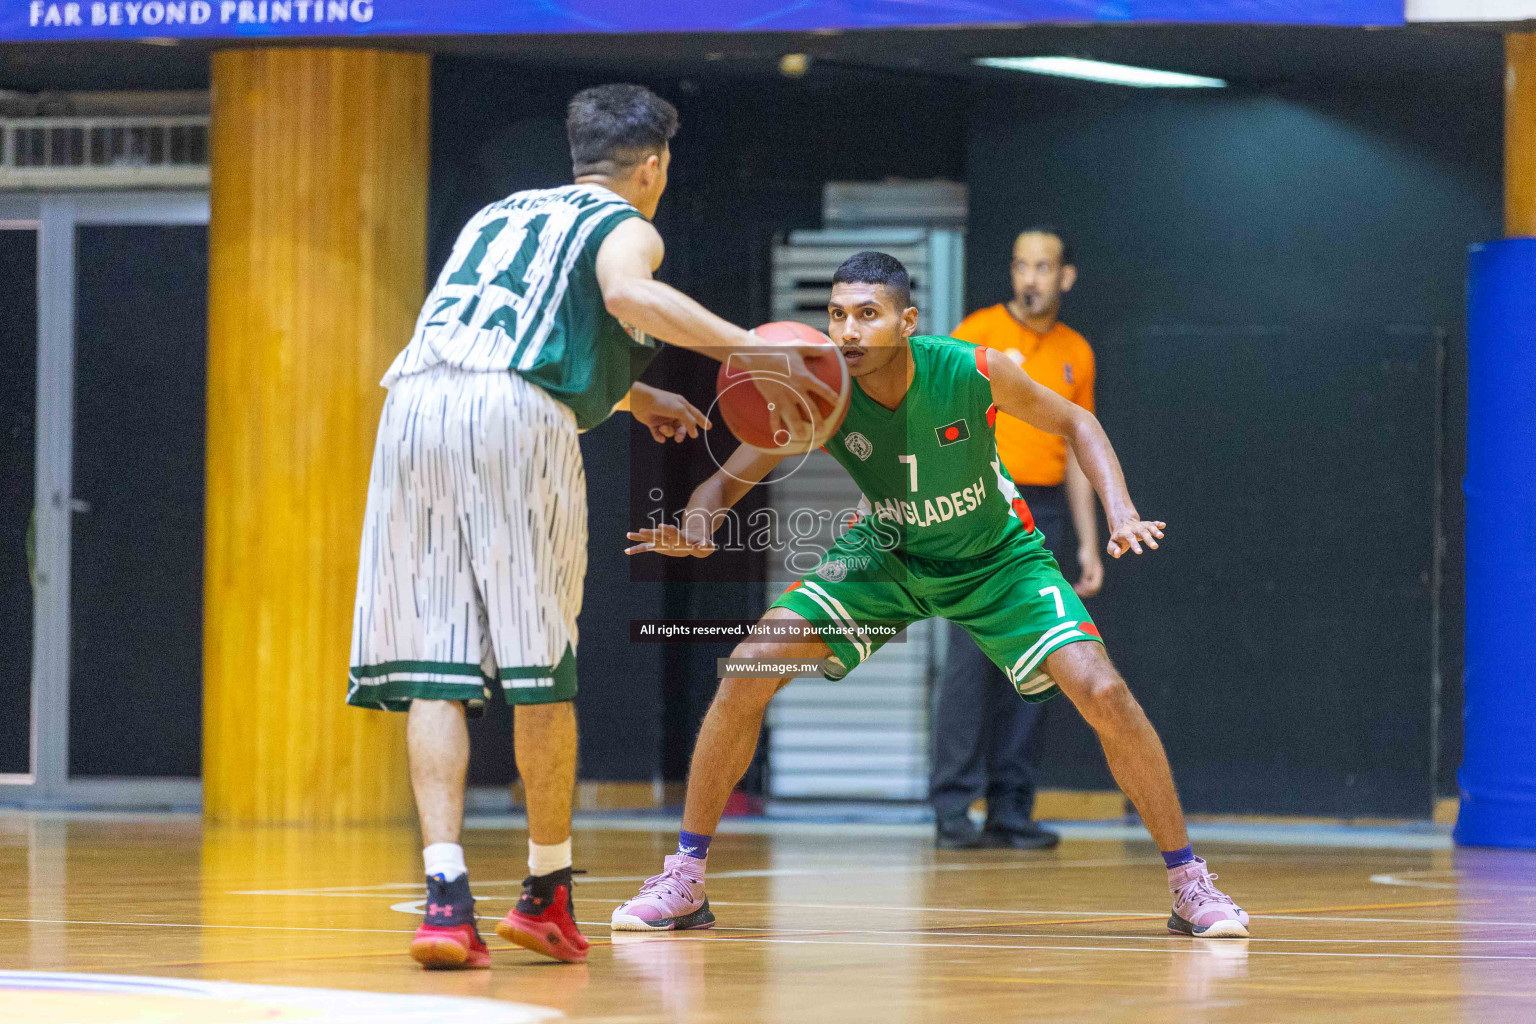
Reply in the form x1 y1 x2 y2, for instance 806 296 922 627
1167 857 1250 938
611 854 716 932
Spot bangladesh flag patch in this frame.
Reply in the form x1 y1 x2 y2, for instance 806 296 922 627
935 418 970 446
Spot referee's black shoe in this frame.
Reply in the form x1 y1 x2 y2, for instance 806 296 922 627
935 818 984 850
979 823 1060 850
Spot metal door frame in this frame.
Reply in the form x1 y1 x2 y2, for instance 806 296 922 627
0 190 207 809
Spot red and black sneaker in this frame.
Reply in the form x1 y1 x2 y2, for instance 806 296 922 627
496 867 590 963
410 874 491 969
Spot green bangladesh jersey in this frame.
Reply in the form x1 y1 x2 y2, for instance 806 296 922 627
824 335 1042 563
382 184 658 431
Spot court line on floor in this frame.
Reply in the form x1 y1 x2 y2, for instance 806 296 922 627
579 899 1504 946
383 891 1536 932
14 913 1536 966
229 856 1164 896
596 910 1536 946
390 894 1490 927
717 927 1536 945
1261 914 1536 927
832 899 1477 930
485 911 1536 944
72 948 427 971
509 897 1161 918
1372 871 1458 889
591 896 1476 921
684 933 1536 961
0 916 415 936
687 897 1536 932
1373 871 1536 893
80 939 624 974
56 946 1530 994
0 912 761 942
21 910 1528 948
926 974 1536 1001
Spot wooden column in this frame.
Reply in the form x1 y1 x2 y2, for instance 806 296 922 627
1509 34 1536 237
204 49 429 824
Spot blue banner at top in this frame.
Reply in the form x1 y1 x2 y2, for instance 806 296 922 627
0 0 1405 42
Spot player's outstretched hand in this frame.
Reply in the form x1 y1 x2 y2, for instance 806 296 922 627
1107 519 1165 558
625 524 717 558
629 383 712 444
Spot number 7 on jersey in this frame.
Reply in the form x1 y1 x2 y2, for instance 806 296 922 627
1039 585 1065 618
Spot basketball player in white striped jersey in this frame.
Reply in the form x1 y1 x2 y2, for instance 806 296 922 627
348 84 839 968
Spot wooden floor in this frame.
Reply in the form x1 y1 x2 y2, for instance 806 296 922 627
3 813 1535 1023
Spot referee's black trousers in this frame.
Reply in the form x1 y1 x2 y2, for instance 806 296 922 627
929 483 1074 834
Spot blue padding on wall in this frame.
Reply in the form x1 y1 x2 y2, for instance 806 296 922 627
1456 238 1536 848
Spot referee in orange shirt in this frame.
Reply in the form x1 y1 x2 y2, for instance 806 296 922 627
931 227 1103 849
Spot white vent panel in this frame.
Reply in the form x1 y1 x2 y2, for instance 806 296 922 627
1 116 210 189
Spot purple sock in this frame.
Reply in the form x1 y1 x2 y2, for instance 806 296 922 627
677 830 712 860
1161 845 1196 869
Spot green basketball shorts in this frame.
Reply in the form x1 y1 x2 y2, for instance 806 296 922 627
771 522 1102 702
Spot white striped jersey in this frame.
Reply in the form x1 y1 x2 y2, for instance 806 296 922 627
382 183 659 430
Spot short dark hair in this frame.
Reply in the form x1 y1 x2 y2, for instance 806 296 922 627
567 84 679 177
832 250 912 310
1017 226 1074 267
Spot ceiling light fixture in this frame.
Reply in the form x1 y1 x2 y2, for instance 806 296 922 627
974 56 1225 89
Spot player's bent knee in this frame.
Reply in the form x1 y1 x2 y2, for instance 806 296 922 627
728 638 808 674
1048 643 1133 725
1088 674 1134 714
1066 667 1137 729
714 673 786 710
717 614 825 709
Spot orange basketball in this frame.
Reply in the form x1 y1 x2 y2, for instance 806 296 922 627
715 322 851 453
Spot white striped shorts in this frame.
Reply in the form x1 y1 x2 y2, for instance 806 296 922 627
347 365 586 712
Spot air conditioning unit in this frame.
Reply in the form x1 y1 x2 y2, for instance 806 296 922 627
0 116 210 189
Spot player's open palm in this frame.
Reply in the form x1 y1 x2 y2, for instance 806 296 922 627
1107 518 1165 558
625 523 717 558
629 384 711 443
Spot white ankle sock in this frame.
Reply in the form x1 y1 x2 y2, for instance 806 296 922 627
528 838 572 877
423 842 466 881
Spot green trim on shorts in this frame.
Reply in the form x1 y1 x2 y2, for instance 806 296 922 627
1008 630 1104 703
497 644 578 705
346 659 490 712
1006 622 1101 698
347 645 578 711
766 595 866 683
346 677 489 713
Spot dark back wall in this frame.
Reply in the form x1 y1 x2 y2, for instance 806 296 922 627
966 77 1499 814
432 55 1495 811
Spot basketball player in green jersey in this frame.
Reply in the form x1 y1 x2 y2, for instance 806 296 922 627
615 251 1250 938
